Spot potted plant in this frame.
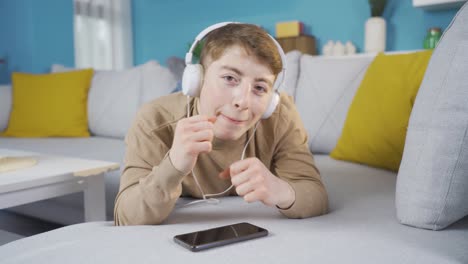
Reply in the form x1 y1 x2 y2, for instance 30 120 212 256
365 0 387 53
186 40 204 62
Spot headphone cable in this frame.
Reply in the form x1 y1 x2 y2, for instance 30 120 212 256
183 95 258 207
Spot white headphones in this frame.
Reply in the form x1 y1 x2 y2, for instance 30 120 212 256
182 22 287 119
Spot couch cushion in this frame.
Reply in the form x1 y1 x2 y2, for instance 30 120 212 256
139 61 178 104
87 65 141 139
87 60 177 139
0 137 125 224
396 3 468 230
0 137 124 162
295 54 374 154
2 70 93 137
331 51 432 172
1 155 466 263
280 50 302 98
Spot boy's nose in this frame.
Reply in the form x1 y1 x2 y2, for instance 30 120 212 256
233 82 251 109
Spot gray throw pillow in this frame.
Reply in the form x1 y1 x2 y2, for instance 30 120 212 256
396 2 468 230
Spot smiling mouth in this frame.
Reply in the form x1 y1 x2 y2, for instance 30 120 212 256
220 114 247 124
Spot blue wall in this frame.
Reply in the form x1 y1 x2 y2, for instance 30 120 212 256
132 0 459 65
0 0 460 83
0 0 74 83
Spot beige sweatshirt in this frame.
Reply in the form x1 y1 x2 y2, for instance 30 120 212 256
114 92 328 225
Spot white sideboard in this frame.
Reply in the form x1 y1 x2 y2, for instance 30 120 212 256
413 0 466 10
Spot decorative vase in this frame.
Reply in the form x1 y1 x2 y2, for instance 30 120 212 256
365 16 386 53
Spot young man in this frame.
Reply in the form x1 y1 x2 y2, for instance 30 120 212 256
114 23 328 225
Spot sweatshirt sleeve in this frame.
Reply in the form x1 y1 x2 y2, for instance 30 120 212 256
114 114 186 226
271 95 329 218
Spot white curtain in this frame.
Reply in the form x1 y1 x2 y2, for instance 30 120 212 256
73 0 133 70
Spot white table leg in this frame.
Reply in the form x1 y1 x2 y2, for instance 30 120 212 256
83 174 106 222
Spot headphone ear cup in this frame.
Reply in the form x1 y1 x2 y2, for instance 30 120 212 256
262 92 280 119
182 64 204 97
273 70 284 91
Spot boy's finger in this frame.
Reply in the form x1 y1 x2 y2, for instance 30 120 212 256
208 116 217 123
186 115 211 123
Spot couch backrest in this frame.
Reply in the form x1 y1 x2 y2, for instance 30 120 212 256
1 60 177 139
0 84 12 132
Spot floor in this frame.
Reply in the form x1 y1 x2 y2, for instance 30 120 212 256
0 210 63 245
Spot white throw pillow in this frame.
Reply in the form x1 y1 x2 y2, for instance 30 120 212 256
88 60 176 138
87 65 142 138
294 54 375 154
0 85 12 132
140 60 178 104
280 50 302 99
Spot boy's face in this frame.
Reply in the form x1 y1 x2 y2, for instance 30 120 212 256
198 45 276 141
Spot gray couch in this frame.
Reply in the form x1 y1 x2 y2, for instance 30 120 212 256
1 3 468 262
1 155 467 263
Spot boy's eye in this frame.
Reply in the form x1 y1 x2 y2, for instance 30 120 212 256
254 86 267 94
223 75 237 84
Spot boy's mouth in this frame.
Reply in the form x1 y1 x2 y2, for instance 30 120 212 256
220 114 247 124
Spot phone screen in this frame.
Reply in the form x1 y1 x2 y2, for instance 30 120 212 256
173 222 268 252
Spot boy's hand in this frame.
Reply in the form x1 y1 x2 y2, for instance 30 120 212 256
219 157 295 209
169 115 216 174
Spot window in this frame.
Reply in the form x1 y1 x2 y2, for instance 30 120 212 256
73 0 133 70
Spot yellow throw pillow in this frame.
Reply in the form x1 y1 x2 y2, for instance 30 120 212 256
330 51 432 171
2 69 93 137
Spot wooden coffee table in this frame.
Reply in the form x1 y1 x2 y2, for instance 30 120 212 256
0 148 119 222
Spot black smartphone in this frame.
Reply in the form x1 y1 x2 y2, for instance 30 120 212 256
173 222 268 252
